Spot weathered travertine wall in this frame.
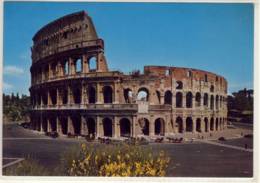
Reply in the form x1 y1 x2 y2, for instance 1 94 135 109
30 11 228 138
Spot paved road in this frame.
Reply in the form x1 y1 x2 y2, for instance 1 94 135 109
198 140 253 152
3 123 253 177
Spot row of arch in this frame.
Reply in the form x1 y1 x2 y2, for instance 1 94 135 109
32 85 226 110
30 115 226 137
30 116 166 137
31 55 98 84
31 85 114 106
175 117 226 133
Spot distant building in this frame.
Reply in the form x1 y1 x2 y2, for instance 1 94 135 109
29 11 228 138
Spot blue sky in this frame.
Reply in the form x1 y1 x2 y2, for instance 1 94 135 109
3 2 254 95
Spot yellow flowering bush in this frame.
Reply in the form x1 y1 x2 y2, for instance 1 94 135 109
67 143 170 176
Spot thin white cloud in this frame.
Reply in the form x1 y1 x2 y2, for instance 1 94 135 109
3 82 13 90
19 51 30 61
4 65 24 75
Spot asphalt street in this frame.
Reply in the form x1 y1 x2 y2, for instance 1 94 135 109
3 123 253 177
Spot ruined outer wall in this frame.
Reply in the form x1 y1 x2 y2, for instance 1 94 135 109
29 11 228 139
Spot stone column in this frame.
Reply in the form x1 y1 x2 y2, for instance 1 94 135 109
213 95 215 111
81 85 86 105
192 120 196 133
96 116 103 137
47 118 52 132
69 86 74 105
150 120 155 136
82 54 89 73
164 118 169 135
81 116 86 135
172 94 175 109
47 90 51 106
56 88 60 106
183 118 186 133
132 116 137 137
160 94 164 105
67 116 74 135
113 82 119 104
201 120 205 133
48 63 52 79
57 116 62 134
57 62 62 77
200 93 204 110
206 120 209 132
96 83 102 104
114 117 120 138
40 93 43 107
68 57 73 75
192 94 195 109
182 92 186 108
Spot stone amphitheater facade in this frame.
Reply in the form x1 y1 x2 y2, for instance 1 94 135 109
29 11 228 138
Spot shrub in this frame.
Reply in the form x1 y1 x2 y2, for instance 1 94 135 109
64 143 170 176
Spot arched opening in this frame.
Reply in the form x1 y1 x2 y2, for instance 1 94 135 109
219 118 222 130
204 118 209 132
103 86 113 103
186 92 193 108
124 88 132 103
164 91 172 105
186 117 193 132
216 118 219 131
120 118 131 137
60 117 68 135
42 117 48 132
210 118 214 131
44 65 49 79
73 87 81 104
203 93 208 107
62 89 68 104
204 74 208 82
176 92 183 108
36 93 41 106
89 56 97 71
86 118 96 136
137 88 149 102
219 96 223 108
154 118 165 135
196 118 201 132
50 116 57 132
138 118 149 135
51 63 56 78
64 60 69 75
176 81 183 89
103 118 113 137
88 86 96 104
72 115 81 135
195 92 201 107
187 70 192 78
176 117 183 133
216 95 219 110
156 91 161 104
50 89 57 105
210 85 214 92
42 92 48 105
75 58 82 73
210 95 214 110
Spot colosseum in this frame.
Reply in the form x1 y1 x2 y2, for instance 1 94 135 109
29 11 228 139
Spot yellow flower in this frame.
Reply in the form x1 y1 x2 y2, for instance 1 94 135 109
81 143 86 150
117 154 121 160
